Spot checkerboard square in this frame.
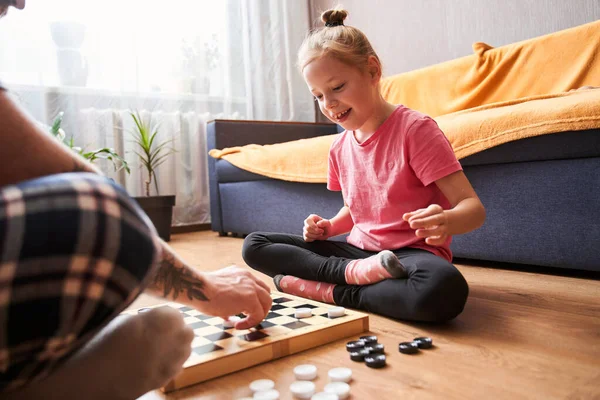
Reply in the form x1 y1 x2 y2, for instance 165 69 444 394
188 321 209 330
302 316 331 325
293 304 319 309
283 321 310 330
204 331 233 342
270 307 297 316
266 312 282 319
193 326 223 337
204 317 224 326
193 343 223 355
267 315 297 325
273 296 294 303
255 320 276 330
191 336 212 348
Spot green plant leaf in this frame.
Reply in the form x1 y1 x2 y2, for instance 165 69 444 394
129 110 177 195
51 112 64 135
83 147 131 173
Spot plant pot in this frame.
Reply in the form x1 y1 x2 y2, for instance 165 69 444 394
56 48 89 87
134 195 176 242
50 21 86 49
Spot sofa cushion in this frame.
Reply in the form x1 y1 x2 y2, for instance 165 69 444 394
210 90 600 183
217 128 600 182
460 128 600 166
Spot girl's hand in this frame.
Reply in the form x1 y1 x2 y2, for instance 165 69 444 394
303 214 332 242
403 204 449 246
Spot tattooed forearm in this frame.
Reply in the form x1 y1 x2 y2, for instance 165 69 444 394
148 249 209 302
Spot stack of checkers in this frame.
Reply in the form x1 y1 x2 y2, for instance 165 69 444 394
243 364 353 399
346 335 386 368
398 336 433 354
346 335 434 367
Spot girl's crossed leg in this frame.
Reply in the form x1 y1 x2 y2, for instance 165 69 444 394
242 232 469 323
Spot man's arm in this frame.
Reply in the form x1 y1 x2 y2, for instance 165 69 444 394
145 240 209 302
0 90 272 329
0 91 101 187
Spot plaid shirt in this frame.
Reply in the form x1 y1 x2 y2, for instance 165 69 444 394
0 173 160 391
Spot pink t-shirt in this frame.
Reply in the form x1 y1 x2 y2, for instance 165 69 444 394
328 105 462 262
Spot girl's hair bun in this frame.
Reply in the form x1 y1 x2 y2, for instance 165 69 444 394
321 8 348 27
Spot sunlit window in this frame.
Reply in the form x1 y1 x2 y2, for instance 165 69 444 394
0 0 227 95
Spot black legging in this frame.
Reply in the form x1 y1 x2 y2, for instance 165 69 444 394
242 232 469 323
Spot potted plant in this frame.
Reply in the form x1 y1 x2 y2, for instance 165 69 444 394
49 111 130 173
129 110 176 241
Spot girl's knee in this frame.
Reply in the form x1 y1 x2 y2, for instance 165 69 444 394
241 232 267 265
414 264 469 322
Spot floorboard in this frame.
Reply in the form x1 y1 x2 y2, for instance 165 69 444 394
133 232 600 400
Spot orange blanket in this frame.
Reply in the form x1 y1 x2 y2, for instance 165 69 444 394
380 20 600 118
208 89 600 183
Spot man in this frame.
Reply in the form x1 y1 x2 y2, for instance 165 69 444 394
0 1 271 398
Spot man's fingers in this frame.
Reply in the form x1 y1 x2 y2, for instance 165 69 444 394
256 286 273 316
254 277 271 294
235 298 265 330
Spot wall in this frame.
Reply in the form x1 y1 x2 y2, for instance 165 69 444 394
309 0 600 76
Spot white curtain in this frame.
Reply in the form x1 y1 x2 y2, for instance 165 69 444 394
0 0 314 226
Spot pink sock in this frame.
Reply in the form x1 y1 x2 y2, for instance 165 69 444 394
276 276 335 304
344 250 406 285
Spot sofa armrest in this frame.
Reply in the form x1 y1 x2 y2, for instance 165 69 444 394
206 119 340 151
206 119 340 235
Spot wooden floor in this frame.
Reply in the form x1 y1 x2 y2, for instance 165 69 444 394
135 231 600 400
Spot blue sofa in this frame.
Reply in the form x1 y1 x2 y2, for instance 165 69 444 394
207 119 600 272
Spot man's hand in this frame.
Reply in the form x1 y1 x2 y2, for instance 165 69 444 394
204 266 272 330
403 204 449 246
303 214 332 242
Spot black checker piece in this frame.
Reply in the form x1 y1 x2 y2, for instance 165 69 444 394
240 331 269 341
